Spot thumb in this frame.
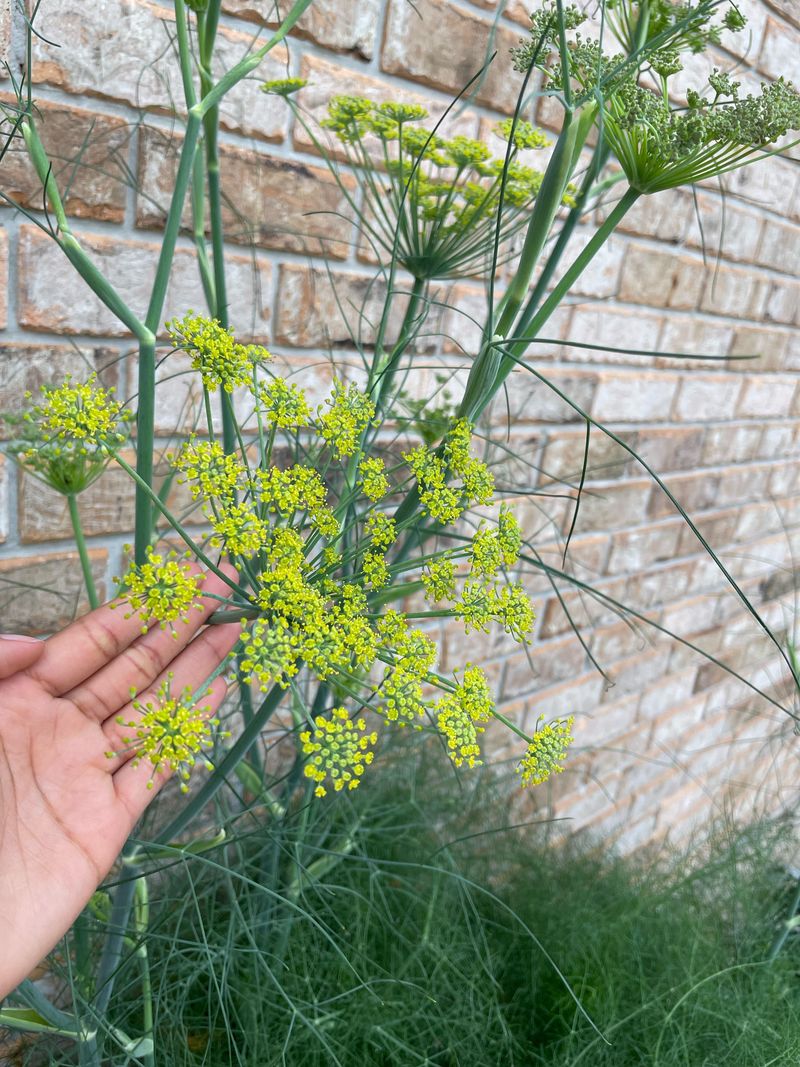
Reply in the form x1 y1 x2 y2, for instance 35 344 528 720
0 634 45 679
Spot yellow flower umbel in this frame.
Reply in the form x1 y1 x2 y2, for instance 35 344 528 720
259 377 312 428
113 673 229 792
359 456 390 502
517 716 575 787
318 380 376 458
300 706 378 797
23 373 131 452
167 312 270 393
173 437 245 502
436 665 494 768
116 549 205 636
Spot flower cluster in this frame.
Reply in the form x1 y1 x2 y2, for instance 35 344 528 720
115 549 205 636
107 315 555 796
167 313 271 393
516 716 575 787
4 375 133 495
303 95 566 280
435 665 494 768
111 674 228 792
300 706 378 797
510 0 799 194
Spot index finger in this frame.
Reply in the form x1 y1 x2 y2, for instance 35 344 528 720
28 564 237 696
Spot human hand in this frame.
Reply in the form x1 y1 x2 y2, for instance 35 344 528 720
0 565 240 999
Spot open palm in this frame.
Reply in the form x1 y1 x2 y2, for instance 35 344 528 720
0 565 240 998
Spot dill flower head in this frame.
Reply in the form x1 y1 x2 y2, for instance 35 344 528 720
115 549 205 636
112 673 229 792
471 508 522 578
317 380 376 458
207 501 270 558
516 716 575 787
360 456 390 502
300 706 378 797
423 557 457 602
457 581 535 643
167 312 270 393
435 665 494 769
24 374 131 452
319 94 552 280
258 377 311 428
173 437 245 502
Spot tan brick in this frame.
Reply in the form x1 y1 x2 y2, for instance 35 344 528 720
625 559 694 611
0 549 107 634
18 464 135 543
683 193 763 266
601 186 694 244
0 343 120 437
714 462 772 507
759 17 800 86
701 423 761 466
676 506 739 556
0 97 129 221
380 0 521 113
606 521 682 575
758 423 797 460
736 375 796 419
0 0 10 70
756 216 800 276
295 53 479 159
618 245 705 310
565 305 662 366
658 315 735 367
504 367 598 424
0 226 7 329
572 478 650 533
223 0 380 59
568 230 625 298
274 264 410 348
764 276 800 325
633 426 705 473
672 373 742 422
136 126 355 258
648 470 722 519
0 454 7 542
700 264 769 319
540 427 633 483
17 225 271 339
592 370 678 423
602 648 671 702
728 323 789 372
726 155 799 220
30 0 287 141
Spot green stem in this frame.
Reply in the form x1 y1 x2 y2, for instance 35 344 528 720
67 494 99 610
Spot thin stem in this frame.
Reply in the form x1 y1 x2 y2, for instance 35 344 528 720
67 494 99 610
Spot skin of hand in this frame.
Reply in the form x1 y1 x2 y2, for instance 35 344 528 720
0 564 240 1000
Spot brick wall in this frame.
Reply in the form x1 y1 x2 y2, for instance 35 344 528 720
1 0 799 850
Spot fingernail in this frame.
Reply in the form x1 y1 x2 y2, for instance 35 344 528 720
0 633 41 642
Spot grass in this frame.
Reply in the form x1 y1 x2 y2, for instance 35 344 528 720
21 751 800 1066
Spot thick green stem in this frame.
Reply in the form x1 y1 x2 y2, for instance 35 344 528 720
67 494 99 610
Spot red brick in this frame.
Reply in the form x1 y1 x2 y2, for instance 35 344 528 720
381 0 521 113
0 549 107 634
136 126 355 258
0 97 129 221
17 225 271 339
